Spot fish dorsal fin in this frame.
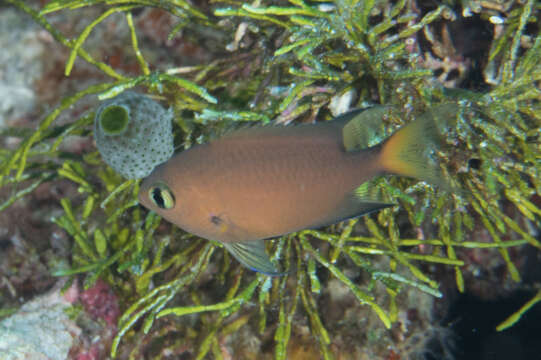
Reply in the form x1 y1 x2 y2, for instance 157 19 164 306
218 122 296 141
222 240 284 276
341 106 392 151
216 118 346 144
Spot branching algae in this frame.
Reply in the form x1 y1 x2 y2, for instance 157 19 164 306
1 0 540 358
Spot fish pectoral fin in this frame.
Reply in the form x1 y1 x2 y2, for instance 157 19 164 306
341 106 390 151
223 240 284 276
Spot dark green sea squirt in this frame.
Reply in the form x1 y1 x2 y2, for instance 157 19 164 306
139 105 451 274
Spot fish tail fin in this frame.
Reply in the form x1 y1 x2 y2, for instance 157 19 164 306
378 105 457 188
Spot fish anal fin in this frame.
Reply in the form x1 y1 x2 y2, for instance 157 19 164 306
311 182 395 229
223 240 284 276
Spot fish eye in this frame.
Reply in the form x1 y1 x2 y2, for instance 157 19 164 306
148 182 175 210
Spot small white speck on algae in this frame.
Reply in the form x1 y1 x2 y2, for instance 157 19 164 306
94 91 174 179
329 88 356 116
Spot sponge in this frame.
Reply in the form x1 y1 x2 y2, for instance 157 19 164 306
94 92 174 179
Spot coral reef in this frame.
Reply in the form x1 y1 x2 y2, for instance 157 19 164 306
0 8 45 128
0 282 79 360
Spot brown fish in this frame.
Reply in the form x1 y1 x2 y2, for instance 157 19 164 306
138 105 447 274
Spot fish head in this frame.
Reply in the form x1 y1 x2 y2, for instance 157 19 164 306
140 169 279 274
138 167 208 238
138 162 248 243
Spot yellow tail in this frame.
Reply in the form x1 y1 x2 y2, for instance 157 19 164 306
379 104 457 187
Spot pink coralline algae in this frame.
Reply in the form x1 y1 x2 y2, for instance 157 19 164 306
80 279 120 328
74 345 101 360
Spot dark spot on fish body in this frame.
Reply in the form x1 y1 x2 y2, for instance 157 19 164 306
210 215 222 225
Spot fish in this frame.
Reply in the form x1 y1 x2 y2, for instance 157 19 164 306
138 104 452 275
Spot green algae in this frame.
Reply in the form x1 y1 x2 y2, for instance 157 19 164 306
1 0 540 358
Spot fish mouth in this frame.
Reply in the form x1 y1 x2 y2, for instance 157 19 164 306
137 177 152 208
137 187 149 208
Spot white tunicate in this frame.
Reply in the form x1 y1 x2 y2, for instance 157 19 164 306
317 3 336 12
94 91 174 179
489 16 505 25
329 88 356 117
462 7 473 17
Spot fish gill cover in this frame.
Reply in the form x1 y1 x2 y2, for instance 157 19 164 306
0 0 539 359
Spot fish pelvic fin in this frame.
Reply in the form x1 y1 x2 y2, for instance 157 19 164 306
223 240 285 276
378 104 458 188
